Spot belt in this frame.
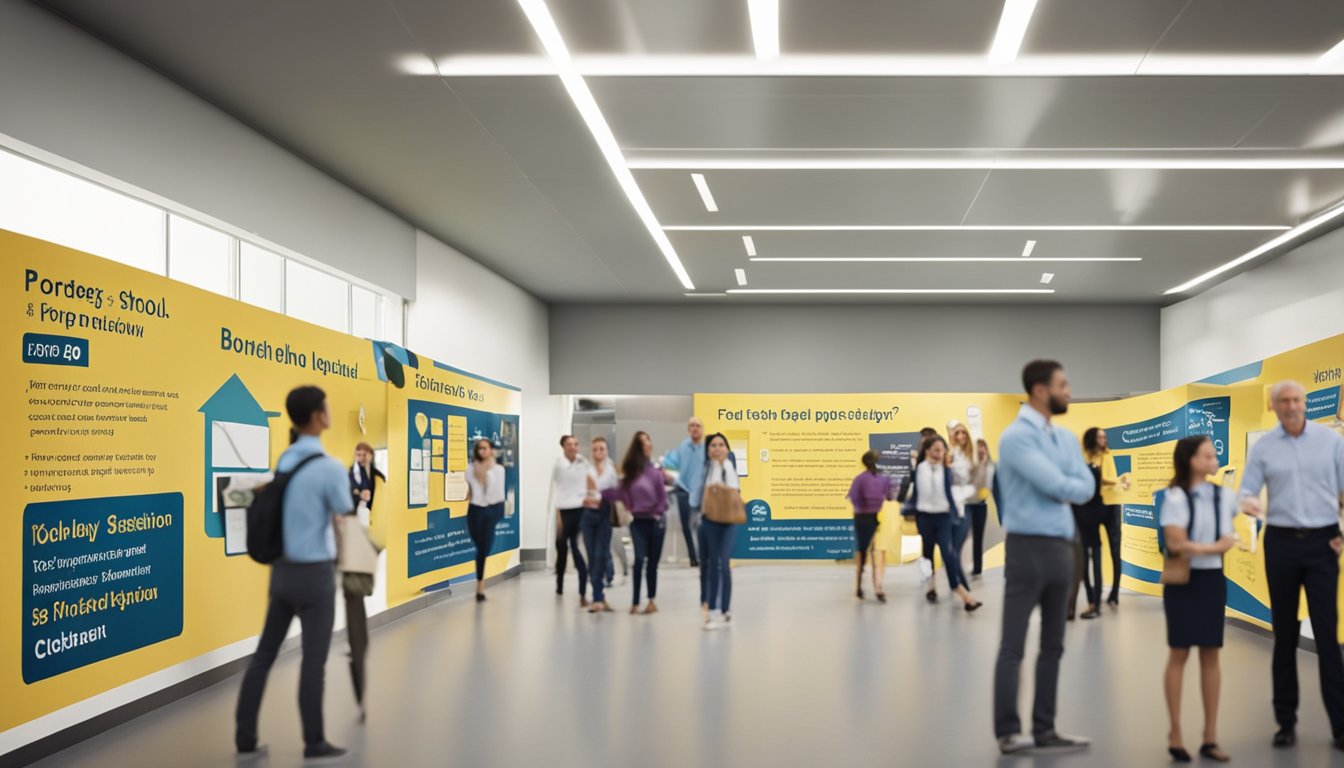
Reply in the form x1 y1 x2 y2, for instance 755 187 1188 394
1266 524 1341 537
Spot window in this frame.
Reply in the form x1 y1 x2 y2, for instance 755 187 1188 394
285 259 349 333
168 215 232 296
239 242 284 313
382 294 404 344
351 285 377 339
0 149 165 274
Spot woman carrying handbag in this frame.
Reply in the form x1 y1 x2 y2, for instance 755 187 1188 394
1159 435 1237 763
335 494 382 722
697 433 744 630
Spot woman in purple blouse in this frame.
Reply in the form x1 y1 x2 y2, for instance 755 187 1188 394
848 450 895 602
603 431 668 614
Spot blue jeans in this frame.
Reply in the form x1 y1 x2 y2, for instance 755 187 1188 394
953 511 972 567
580 505 612 604
467 503 504 582
916 512 969 591
673 487 700 564
699 520 738 612
629 517 666 605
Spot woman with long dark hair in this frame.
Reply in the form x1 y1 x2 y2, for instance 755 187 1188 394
466 438 505 603
603 431 668 615
910 435 982 611
1160 435 1236 763
1070 428 1110 620
848 450 893 601
1085 427 1125 608
696 432 741 629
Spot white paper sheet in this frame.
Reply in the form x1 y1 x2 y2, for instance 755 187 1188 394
211 421 270 469
224 507 249 555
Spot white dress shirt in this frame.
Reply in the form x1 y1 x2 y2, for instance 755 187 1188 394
467 462 506 506
552 455 591 509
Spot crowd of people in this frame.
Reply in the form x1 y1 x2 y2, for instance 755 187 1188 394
232 364 1344 761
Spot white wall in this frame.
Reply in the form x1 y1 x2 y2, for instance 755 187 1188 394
1161 225 1344 389
408 231 569 553
0 1 416 298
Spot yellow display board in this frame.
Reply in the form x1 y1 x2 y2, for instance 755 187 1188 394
3 229 388 733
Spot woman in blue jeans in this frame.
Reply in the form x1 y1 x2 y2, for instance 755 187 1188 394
581 436 618 613
910 436 982 611
697 433 740 630
603 431 668 615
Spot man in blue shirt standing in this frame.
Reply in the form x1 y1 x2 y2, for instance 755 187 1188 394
236 386 354 760
993 360 1096 754
665 417 707 568
1238 380 1344 751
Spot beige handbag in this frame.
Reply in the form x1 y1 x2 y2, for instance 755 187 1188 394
612 500 634 527
337 511 381 575
702 484 746 525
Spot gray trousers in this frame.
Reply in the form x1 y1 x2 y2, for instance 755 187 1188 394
993 534 1073 739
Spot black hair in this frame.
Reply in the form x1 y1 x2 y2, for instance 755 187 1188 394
919 427 937 438
1083 427 1103 454
472 438 492 462
285 386 326 428
559 435 577 448
861 450 879 474
915 434 947 466
1171 435 1211 491
621 431 651 487
1021 359 1063 396
702 432 737 474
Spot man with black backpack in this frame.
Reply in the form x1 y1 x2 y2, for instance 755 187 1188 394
236 385 354 760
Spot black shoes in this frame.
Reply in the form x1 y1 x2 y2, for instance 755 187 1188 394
965 601 983 612
856 588 864 600
925 590 938 603
1272 727 1296 748
1081 608 1100 620
1334 733 1344 752
475 592 486 602
303 742 347 760
1167 746 1191 762
1199 743 1230 762
875 592 887 603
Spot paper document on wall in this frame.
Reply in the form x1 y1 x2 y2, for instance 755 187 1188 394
409 469 429 506
223 508 248 555
211 422 269 469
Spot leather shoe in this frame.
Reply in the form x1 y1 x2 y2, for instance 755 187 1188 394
1271 728 1295 748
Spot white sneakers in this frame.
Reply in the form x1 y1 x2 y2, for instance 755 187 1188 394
702 611 729 631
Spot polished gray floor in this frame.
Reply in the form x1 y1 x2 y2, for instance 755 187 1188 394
31 564 1344 768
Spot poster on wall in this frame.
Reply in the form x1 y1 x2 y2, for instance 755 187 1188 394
695 393 1023 560
3 228 390 734
379 347 522 607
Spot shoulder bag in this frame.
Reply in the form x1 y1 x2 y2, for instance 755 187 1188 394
1160 486 1221 587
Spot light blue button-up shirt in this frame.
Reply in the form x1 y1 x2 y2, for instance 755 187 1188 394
1238 420 1344 529
277 435 354 563
667 437 707 503
997 404 1096 540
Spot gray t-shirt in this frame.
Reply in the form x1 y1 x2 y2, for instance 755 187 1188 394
1160 483 1235 570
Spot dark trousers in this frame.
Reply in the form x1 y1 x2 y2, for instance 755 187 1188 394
556 507 588 596
967 502 989 575
1102 505 1121 602
236 561 336 750
581 505 613 604
994 535 1073 739
468 502 503 582
343 582 369 706
1067 532 1084 618
700 520 738 612
1264 526 1344 735
915 512 969 591
630 517 666 605
673 487 700 564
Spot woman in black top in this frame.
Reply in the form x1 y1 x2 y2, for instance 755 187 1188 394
1070 428 1108 620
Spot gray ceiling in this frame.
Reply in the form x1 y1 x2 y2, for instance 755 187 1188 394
34 0 1344 304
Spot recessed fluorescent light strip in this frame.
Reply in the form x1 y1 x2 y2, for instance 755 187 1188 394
664 225 1288 232
735 268 747 286
1165 200 1344 294
748 0 779 60
988 0 1040 64
742 235 757 256
727 288 1055 295
1021 239 1036 257
750 257 1137 263
1040 272 1054 284
629 157 1344 170
515 0 695 290
691 173 718 212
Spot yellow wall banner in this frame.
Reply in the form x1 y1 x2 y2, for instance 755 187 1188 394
695 393 1023 559
3 229 522 739
380 350 522 608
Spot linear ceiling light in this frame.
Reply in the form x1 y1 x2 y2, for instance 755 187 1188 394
748 0 780 60
1164 201 1344 295
727 288 1055 295
1022 239 1037 257
742 235 757 256
422 53 1344 78
691 173 719 212
1316 38 1344 74
750 257 1138 263
515 0 694 290
1040 272 1054 284
665 224 1289 232
685 292 728 297
626 156 1344 170
735 268 748 286
988 0 1039 64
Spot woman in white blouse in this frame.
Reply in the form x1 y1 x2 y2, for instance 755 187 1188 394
911 436 981 611
466 438 506 603
582 436 620 613
697 433 741 630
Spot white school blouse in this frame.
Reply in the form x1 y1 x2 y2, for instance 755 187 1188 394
467 463 506 506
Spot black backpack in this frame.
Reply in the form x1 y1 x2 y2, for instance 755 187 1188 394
246 454 324 564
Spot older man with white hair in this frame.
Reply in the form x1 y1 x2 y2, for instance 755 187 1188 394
1239 380 1344 752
